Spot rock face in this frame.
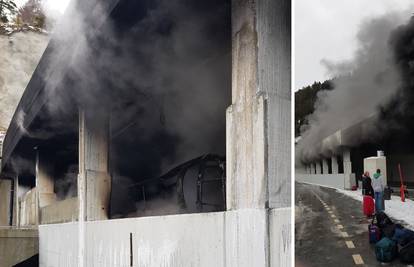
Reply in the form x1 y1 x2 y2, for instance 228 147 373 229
0 31 48 129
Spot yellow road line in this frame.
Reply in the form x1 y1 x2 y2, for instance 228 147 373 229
345 241 355 249
337 224 343 229
352 254 364 265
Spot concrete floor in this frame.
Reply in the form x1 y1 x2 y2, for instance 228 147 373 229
295 182 410 267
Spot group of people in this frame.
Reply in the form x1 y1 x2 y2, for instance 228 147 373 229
361 169 385 212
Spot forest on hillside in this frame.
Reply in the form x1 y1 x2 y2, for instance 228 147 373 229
295 80 333 137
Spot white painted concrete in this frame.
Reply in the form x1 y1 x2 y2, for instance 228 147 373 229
322 159 329 174
39 208 291 267
316 162 322 174
296 174 347 190
331 156 339 174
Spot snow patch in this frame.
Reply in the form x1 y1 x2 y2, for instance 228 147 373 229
337 188 414 230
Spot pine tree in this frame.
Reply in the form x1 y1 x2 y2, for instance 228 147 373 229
0 0 17 22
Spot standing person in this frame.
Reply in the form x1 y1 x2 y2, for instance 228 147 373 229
361 171 374 197
372 169 385 212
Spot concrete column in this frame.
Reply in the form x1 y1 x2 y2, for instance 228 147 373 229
36 150 56 209
310 163 315 174
316 161 322 174
0 180 12 226
331 156 338 174
78 110 111 222
322 159 329 174
343 148 352 175
226 0 291 265
12 176 19 227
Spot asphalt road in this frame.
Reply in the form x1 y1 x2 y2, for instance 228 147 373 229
295 182 411 267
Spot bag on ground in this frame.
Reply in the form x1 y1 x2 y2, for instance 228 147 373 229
369 223 381 244
363 195 374 217
399 240 414 263
382 224 397 239
384 187 392 200
393 228 414 246
375 211 393 229
375 237 397 262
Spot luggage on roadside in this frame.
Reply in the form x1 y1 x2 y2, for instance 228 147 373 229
369 223 381 244
363 195 375 217
375 237 397 262
399 240 414 263
352 185 357 191
384 187 392 200
393 228 414 246
375 212 393 229
382 224 398 239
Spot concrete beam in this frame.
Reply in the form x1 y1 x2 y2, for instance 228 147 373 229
36 151 56 209
78 110 111 222
322 159 329 174
331 156 338 174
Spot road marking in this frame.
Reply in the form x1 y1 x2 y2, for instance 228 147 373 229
345 241 355 248
337 224 343 229
331 214 336 218
334 219 340 223
341 231 349 238
328 211 333 214
352 254 364 265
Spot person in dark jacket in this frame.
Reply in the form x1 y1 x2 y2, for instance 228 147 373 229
362 171 374 198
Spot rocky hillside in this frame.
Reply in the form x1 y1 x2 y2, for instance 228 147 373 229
0 25 48 129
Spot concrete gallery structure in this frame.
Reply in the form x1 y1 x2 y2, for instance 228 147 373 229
0 0 291 266
297 114 414 190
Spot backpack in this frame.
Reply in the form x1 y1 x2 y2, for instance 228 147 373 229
375 212 393 229
399 240 414 263
375 237 397 262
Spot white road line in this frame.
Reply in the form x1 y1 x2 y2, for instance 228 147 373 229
352 254 364 265
331 214 336 218
334 219 340 223
328 211 333 214
337 224 343 229
341 231 349 238
345 241 355 249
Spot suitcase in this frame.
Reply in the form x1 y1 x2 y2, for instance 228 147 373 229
375 237 397 262
384 187 392 200
369 223 381 244
363 195 374 216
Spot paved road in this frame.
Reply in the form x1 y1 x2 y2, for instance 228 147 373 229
295 182 411 267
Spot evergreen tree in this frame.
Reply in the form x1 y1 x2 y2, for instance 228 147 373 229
0 0 17 22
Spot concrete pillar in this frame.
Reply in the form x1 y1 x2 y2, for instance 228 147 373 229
78 110 111 222
316 161 322 174
343 148 352 175
310 163 315 174
226 0 291 265
0 180 12 226
331 156 338 174
322 159 329 174
36 151 56 209
12 176 19 227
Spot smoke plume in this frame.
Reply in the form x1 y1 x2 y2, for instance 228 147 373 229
297 11 414 163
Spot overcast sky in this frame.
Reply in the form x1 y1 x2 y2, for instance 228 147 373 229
295 0 413 91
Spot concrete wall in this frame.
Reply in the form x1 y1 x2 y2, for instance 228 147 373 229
0 228 38 266
296 174 348 190
0 180 11 226
40 197 78 224
20 188 38 226
40 208 291 267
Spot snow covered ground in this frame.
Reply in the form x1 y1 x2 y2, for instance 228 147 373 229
337 188 414 230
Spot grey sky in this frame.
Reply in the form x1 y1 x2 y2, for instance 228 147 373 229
295 0 413 90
